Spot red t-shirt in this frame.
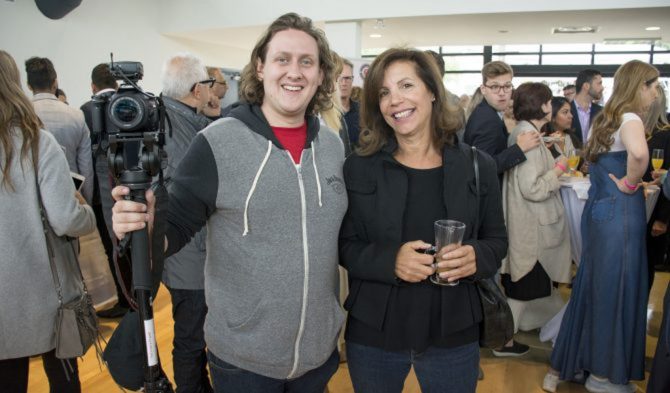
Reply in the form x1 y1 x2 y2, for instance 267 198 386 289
272 122 307 164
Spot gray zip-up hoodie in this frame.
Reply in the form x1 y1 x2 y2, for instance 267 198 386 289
164 104 348 379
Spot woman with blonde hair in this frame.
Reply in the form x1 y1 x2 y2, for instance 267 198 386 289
545 60 660 393
320 50 352 156
0 50 96 392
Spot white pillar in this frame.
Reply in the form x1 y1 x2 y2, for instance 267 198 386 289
325 21 361 59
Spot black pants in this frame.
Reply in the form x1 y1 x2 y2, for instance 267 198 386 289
168 287 212 393
0 350 80 393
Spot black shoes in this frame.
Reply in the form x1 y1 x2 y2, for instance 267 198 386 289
491 340 530 357
96 303 129 319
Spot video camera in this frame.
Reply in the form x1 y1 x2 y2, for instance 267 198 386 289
92 56 173 392
89 58 166 178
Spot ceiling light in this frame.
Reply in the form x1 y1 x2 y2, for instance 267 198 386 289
646 26 661 31
370 34 382 38
552 26 599 34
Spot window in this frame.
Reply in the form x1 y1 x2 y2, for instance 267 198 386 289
444 55 484 71
542 43 592 53
542 54 592 65
492 54 539 65
492 44 540 53
594 43 652 52
594 53 651 64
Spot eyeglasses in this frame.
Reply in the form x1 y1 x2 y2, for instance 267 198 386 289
215 80 228 87
339 76 354 83
484 83 514 93
191 78 216 91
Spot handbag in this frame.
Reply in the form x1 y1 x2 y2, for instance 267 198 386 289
33 155 101 359
469 145 515 349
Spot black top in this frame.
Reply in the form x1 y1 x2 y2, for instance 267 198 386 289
464 100 526 176
347 165 478 351
340 142 508 352
344 100 361 145
644 128 670 225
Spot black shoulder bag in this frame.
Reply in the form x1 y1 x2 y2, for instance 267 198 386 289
470 146 515 349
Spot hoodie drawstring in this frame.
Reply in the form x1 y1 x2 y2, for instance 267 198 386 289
311 141 322 207
243 140 272 236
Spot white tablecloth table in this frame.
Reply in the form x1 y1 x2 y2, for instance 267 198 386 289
558 178 659 266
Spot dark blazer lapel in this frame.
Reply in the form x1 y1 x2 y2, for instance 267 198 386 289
380 154 408 243
442 146 473 229
570 101 583 143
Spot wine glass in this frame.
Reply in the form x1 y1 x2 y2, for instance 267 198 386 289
652 149 664 171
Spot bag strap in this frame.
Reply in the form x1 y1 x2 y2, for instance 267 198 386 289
32 152 89 306
471 145 480 237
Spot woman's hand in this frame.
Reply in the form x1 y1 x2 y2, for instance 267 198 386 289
650 169 667 186
74 191 87 205
111 186 155 240
608 174 639 195
435 244 477 283
651 220 668 237
395 241 435 283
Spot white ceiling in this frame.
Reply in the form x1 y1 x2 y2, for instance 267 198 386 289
166 7 670 54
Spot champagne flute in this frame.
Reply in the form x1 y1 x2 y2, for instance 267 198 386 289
652 149 664 171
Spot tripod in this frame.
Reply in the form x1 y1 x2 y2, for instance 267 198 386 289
110 132 173 393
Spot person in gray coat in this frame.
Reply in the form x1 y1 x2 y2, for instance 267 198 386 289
160 52 214 393
0 50 96 393
25 56 95 205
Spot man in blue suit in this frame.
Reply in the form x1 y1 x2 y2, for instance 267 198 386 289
464 61 540 178
570 69 604 144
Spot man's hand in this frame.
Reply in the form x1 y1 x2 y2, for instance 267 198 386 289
517 130 541 153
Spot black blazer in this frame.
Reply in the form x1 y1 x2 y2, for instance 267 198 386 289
464 100 526 175
339 141 508 334
570 100 602 144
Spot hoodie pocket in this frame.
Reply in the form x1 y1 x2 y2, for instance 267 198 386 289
226 298 264 331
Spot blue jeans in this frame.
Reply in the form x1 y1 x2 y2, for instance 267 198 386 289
207 349 339 393
168 287 212 393
346 341 479 393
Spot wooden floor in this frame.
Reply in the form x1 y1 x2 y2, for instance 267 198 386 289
28 272 669 392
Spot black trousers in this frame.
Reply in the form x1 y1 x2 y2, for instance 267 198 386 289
168 286 213 393
0 350 80 393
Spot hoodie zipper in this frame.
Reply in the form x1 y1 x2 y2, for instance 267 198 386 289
287 150 309 378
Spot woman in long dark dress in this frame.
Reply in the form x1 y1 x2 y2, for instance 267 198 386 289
544 60 660 393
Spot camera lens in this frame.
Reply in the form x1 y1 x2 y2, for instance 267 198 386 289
109 95 145 130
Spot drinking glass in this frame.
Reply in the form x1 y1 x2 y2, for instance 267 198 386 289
567 149 581 174
652 149 664 171
430 220 466 286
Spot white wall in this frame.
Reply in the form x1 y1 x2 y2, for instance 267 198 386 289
0 0 245 108
159 0 668 31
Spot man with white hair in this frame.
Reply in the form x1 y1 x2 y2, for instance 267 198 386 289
161 52 213 393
